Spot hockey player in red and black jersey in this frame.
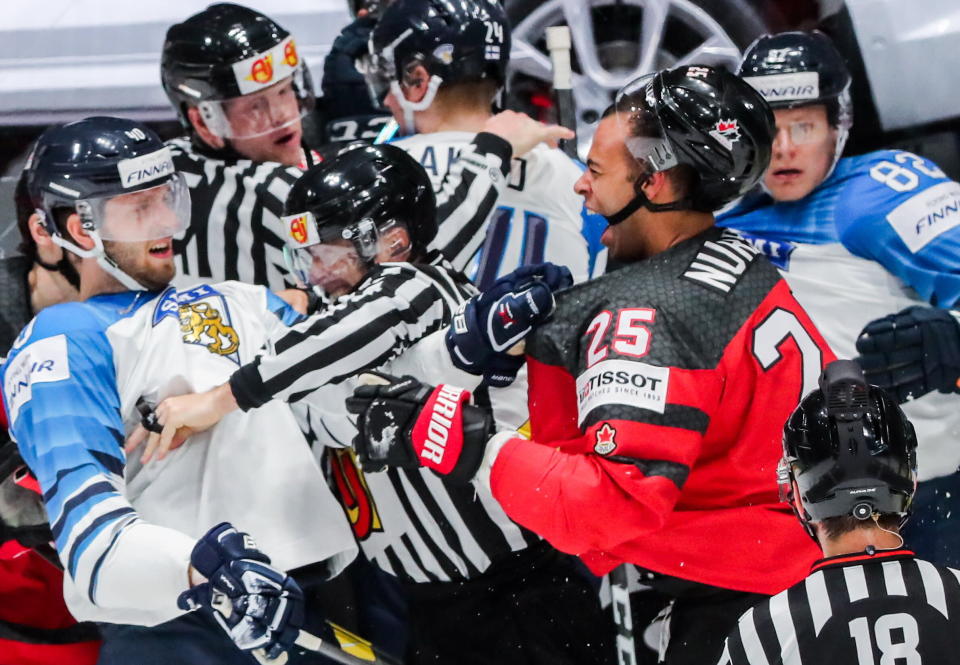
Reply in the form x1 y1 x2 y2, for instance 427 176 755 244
347 65 835 664
718 359 960 664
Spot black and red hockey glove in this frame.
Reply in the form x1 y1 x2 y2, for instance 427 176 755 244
346 374 495 483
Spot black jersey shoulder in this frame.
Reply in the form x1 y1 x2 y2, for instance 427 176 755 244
528 227 783 374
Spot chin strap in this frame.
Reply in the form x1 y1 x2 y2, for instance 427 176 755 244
51 231 150 292
391 75 443 136
602 187 694 226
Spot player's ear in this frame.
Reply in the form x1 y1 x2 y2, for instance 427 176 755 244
639 170 669 203
401 63 431 103
64 213 96 252
187 106 226 150
28 212 64 264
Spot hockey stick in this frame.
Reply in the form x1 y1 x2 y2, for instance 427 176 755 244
252 625 400 665
545 26 578 160
609 566 638 665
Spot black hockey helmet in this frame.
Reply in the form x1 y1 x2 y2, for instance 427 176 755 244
780 359 918 539
21 117 189 289
161 3 315 139
607 65 775 221
360 0 509 127
738 31 852 175
739 31 851 118
281 143 436 292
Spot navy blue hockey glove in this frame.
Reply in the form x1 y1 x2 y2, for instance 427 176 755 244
346 373 495 483
856 306 960 403
446 262 573 387
178 523 305 660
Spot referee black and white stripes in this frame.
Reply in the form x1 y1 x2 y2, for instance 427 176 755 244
718 549 960 664
168 137 302 292
230 253 472 409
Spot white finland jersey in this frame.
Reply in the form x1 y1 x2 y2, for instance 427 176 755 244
4 281 356 626
761 241 960 481
392 131 607 288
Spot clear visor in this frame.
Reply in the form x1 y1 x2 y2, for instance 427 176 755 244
77 175 190 242
774 118 831 147
357 45 395 107
284 242 365 296
198 71 315 140
614 73 678 174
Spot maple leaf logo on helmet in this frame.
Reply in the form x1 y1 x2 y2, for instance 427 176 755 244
709 118 741 152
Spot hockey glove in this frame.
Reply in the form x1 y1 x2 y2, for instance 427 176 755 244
346 374 495 483
446 262 573 387
178 523 304 660
856 306 960 403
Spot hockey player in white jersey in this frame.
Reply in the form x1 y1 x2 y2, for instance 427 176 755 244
2 117 357 664
134 143 615 664
717 31 960 567
361 0 607 287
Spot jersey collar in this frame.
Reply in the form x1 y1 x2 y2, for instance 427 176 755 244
811 547 915 573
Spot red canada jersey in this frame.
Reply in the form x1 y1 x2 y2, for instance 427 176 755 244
490 228 834 595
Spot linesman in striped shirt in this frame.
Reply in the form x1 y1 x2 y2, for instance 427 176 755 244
719 359 960 665
160 3 540 296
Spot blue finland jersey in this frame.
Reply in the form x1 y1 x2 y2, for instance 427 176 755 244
2 293 152 599
718 150 960 307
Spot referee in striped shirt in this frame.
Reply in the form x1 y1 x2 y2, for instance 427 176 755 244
159 3 518 294
719 359 960 665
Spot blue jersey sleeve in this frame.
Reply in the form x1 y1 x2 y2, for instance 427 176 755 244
265 289 308 327
2 306 135 603
581 204 608 278
836 151 960 306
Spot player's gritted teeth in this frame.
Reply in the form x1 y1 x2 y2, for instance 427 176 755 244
148 239 174 259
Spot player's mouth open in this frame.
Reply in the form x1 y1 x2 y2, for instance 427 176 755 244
772 168 803 179
149 241 173 258
275 132 296 145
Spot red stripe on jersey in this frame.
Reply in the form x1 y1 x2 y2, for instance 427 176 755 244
810 548 916 572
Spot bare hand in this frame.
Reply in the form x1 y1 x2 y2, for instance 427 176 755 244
276 288 310 315
124 383 238 463
482 110 574 157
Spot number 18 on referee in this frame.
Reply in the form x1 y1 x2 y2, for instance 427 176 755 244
719 359 960 664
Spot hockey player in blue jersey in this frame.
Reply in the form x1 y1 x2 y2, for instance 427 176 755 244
1 117 358 664
717 30 960 567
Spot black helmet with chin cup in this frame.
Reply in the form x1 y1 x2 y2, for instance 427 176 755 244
780 359 918 540
161 3 315 137
281 143 436 286
607 65 775 222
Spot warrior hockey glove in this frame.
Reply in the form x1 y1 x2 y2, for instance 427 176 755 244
346 374 495 483
856 306 960 403
446 262 572 387
178 523 304 660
